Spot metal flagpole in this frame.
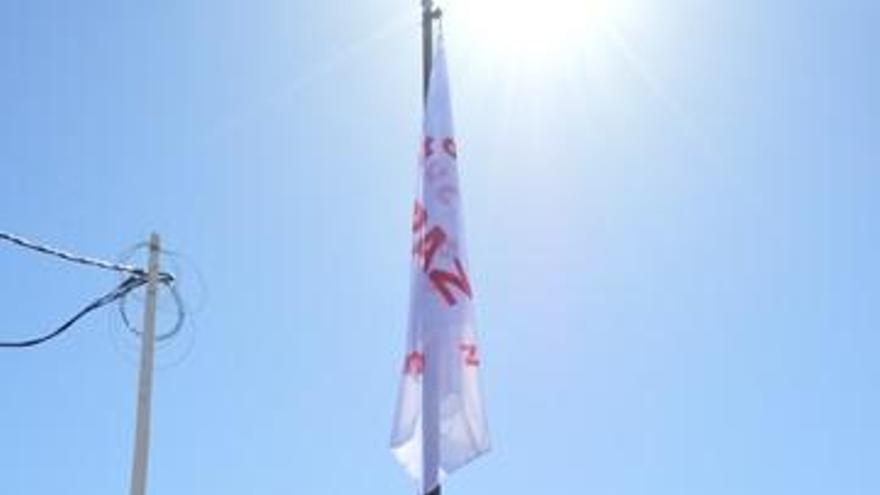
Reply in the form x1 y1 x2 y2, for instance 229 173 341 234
421 4 442 495
422 0 439 104
129 233 161 495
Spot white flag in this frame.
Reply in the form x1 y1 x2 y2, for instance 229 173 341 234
391 36 490 494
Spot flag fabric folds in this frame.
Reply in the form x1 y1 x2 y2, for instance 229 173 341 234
391 36 490 494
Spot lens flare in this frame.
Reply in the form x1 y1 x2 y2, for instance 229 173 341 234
446 0 610 61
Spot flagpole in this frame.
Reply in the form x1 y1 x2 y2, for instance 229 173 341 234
422 0 441 104
129 233 160 495
421 3 444 494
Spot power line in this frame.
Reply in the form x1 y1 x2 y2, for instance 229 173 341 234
0 231 174 283
0 231 183 348
0 276 146 348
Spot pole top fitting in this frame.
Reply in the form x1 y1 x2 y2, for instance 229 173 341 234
422 1 442 19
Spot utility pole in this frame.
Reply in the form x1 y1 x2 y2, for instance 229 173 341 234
129 233 160 495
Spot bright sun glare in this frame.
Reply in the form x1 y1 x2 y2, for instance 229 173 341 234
446 0 611 61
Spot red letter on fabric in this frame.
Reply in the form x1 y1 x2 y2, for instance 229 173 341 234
414 226 447 272
460 344 480 367
403 351 425 375
442 137 457 159
423 136 434 158
429 258 472 306
412 201 428 232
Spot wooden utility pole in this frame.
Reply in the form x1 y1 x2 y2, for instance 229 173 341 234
129 233 160 495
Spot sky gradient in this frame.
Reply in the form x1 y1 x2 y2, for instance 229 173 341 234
1 1 878 494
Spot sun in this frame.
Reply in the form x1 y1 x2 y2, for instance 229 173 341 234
442 0 611 61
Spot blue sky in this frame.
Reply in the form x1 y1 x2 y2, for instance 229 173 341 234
1 1 878 493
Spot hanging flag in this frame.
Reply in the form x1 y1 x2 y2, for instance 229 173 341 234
391 36 490 494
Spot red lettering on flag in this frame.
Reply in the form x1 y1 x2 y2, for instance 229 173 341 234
429 258 472 306
414 226 447 272
403 351 425 376
460 344 480 367
423 136 434 158
443 137 457 159
412 201 428 232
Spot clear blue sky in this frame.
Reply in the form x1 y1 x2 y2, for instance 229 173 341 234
1 1 878 493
